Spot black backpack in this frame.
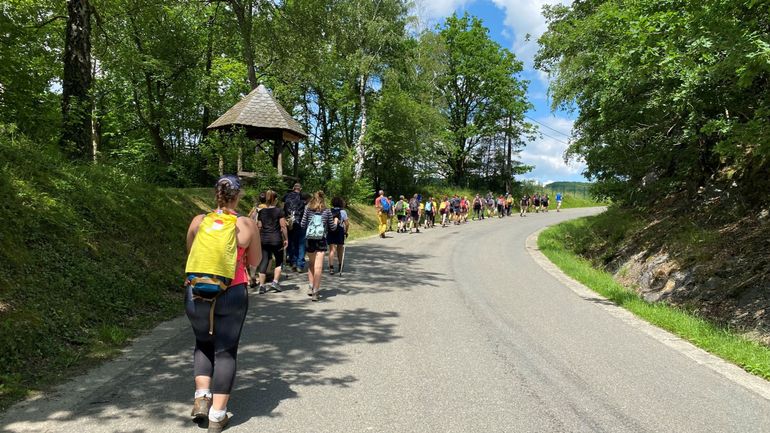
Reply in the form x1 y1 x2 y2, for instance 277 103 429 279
284 192 305 222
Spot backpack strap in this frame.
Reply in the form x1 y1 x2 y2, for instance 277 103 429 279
191 291 223 335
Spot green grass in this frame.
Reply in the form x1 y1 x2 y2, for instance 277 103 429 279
538 219 770 380
0 136 228 410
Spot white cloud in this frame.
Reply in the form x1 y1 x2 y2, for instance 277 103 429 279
411 0 476 30
518 115 586 183
490 0 572 67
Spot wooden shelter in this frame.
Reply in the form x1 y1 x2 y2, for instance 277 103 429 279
208 84 307 178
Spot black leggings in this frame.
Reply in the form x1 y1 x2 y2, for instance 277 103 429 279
185 284 248 394
258 243 284 274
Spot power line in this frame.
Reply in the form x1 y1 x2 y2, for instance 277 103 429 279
525 115 572 138
537 130 572 146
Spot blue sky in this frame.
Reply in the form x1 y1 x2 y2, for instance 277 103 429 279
415 0 585 184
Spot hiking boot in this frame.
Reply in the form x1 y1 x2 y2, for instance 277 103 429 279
191 396 211 420
270 281 282 292
207 414 230 433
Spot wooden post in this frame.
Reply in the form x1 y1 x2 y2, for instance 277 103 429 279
293 141 299 178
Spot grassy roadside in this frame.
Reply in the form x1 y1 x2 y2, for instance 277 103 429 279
538 219 770 380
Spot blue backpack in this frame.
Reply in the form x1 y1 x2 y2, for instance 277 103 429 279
380 197 391 212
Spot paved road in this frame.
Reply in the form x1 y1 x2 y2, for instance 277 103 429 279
3 208 770 433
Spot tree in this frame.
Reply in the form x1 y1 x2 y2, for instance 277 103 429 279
437 13 529 184
536 0 770 207
61 0 92 159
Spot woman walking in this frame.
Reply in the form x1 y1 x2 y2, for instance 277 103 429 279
255 190 288 294
185 175 261 432
328 196 350 275
301 191 338 301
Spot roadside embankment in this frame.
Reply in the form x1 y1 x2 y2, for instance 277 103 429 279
538 206 770 379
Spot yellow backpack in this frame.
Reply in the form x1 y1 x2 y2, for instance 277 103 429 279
185 210 238 294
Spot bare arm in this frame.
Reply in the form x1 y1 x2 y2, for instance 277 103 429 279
186 214 205 253
243 217 262 268
279 217 288 247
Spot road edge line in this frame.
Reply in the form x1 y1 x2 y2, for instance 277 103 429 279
526 228 770 402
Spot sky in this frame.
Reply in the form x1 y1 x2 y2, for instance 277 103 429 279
415 0 584 185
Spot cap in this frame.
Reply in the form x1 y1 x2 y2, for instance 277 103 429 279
216 175 241 191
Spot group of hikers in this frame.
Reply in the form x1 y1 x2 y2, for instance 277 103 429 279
373 190 564 237
182 176 565 432
183 178 348 432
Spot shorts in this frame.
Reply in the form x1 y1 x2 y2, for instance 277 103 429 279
426 210 434 219
327 227 345 245
410 210 419 220
451 207 460 214
306 238 328 253
398 215 407 222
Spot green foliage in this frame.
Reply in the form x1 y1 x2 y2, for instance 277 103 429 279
537 0 770 208
0 1 62 144
0 130 215 409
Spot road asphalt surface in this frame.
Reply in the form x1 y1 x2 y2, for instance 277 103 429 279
3 207 770 433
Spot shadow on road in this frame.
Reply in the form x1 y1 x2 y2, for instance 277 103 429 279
1 239 449 432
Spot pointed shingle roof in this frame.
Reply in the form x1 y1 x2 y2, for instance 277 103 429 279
208 84 307 141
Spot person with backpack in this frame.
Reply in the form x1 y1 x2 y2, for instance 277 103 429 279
542 194 550 212
439 196 449 227
374 190 389 239
520 193 530 217
486 194 496 218
556 192 563 212
283 183 307 272
533 193 541 213
184 175 261 432
472 194 482 221
387 195 395 232
328 196 349 275
302 191 338 301
394 195 407 233
255 190 288 294
408 194 421 233
506 194 514 216
459 196 469 223
448 195 460 225
424 196 434 229
247 192 268 288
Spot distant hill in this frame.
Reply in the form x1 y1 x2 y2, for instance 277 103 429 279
542 181 590 197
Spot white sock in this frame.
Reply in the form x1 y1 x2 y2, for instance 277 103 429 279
209 408 227 422
195 389 212 399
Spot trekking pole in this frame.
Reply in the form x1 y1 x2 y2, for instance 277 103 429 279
339 245 346 275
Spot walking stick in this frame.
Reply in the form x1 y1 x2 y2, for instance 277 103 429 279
339 244 346 275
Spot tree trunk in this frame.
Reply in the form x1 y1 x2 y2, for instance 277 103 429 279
353 74 368 181
201 8 218 138
149 124 171 164
505 116 512 194
61 0 92 160
230 0 257 89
